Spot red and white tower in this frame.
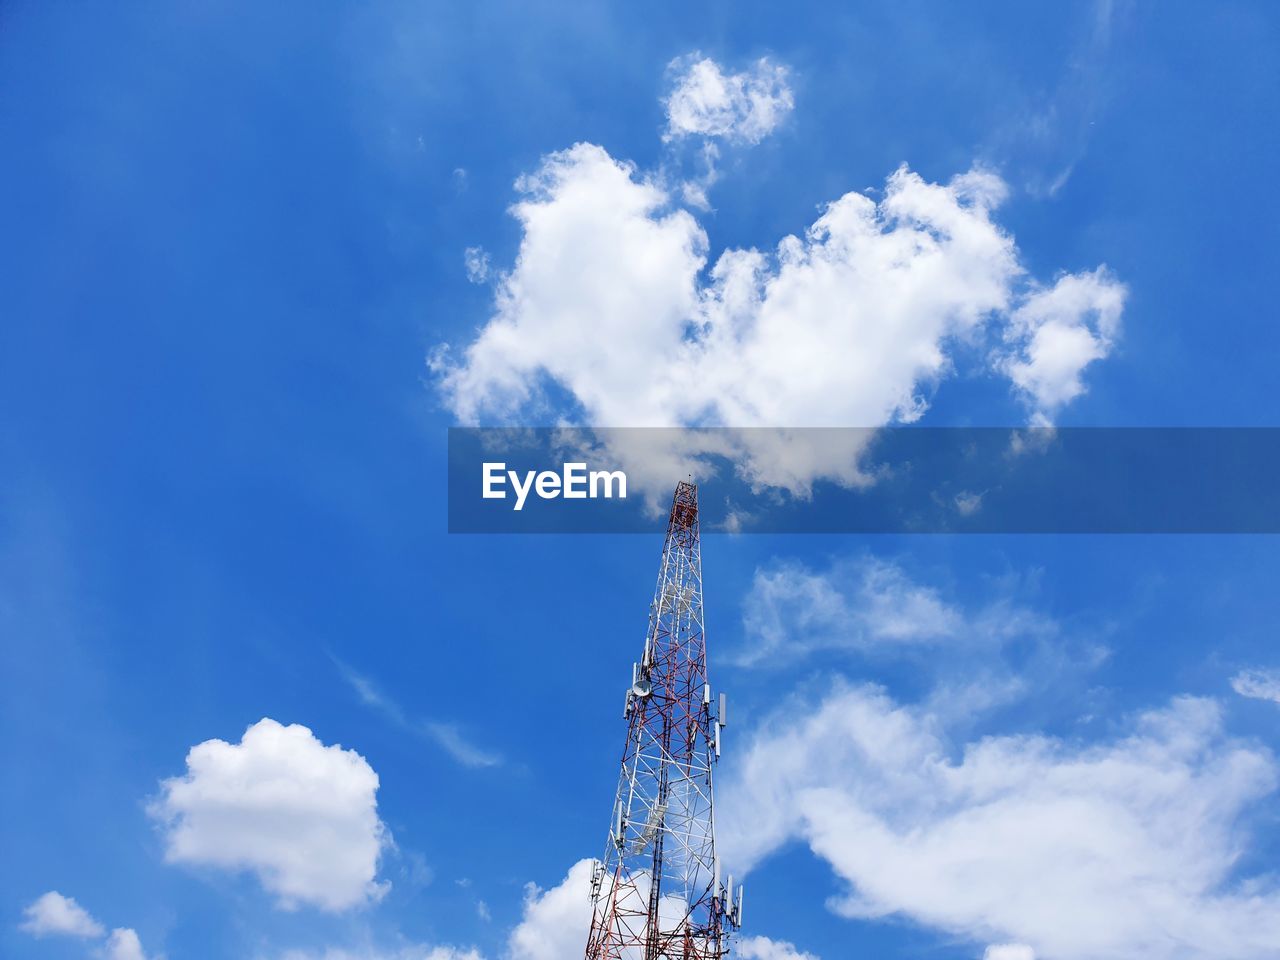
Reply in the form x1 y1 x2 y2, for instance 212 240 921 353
584 480 742 960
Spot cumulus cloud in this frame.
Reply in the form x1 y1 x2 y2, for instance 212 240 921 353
1000 268 1125 420
435 143 704 427
279 860 618 960
507 858 597 960
664 55 794 144
1232 668 1280 704
20 891 105 939
102 927 155 960
434 138 1124 495
505 859 794 960
20 892 156 960
737 935 820 960
436 152 1011 429
150 718 389 912
985 945 1036 960
718 683 1280 960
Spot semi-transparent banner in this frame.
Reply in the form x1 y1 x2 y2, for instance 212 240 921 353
446 427 1280 534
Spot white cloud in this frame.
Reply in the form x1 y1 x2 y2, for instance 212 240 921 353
20 893 157 960
277 947 483 960
274 858 644 960
275 859 812 960
1000 268 1125 420
102 927 155 960
420 721 501 769
719 684 1280 960
507 858 596 960
679 141 722 212
336 659 502 768
464 247 491 284
435 142 705 427
737 556 1060 672
984 945 1036 960
664 55 794 144
737 935 820 960
983 2 1120 198
739 557 960 665
1232 668 1280 704
20 891 105 939
151 718 389 912
506 858 746 959
434 140 1124 494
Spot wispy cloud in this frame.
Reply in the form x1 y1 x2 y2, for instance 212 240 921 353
420 720 502 769
737 555 1060 666
720 688 1280 960
1002 0 1129 196
464 246 491 284
334 658 503 769
1232 668 1280 704
735 554 1114 730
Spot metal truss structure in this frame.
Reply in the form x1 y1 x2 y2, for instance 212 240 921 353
584 481 742 960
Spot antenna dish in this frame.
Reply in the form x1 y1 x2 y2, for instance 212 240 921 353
631 679 652 697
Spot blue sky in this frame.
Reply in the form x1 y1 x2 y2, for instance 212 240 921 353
3 3 1280 960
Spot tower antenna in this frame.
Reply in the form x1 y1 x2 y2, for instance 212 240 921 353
584 480 742 959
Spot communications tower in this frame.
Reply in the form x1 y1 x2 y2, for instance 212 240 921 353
584 480 743 959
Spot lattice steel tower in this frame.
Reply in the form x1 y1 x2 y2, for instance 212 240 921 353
584 480 743 960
